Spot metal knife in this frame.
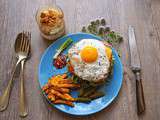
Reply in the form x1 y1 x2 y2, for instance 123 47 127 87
128 25 145 115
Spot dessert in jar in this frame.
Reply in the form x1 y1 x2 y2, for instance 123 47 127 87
36 6 65 40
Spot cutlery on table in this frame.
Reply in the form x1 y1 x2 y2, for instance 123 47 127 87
0 33 28 111
18 32 31 117
128 26 145 115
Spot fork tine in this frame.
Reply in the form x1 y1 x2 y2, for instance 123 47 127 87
25 32 31 53
24 32 30 54
19 31 31 53
19 32 22 51
27 32 31 53
23 31 26 52
20 31 25 51
24 32 28 52
26 32 30 52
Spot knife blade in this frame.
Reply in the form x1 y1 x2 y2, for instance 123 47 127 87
128 25 145 115
128 25 141 71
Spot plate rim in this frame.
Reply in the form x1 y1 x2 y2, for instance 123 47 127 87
38 32 123 116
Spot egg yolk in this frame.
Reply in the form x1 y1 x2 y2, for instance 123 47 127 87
105 47 112 61
80 46 98 63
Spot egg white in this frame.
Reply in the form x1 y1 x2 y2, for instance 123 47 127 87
68 39 110 82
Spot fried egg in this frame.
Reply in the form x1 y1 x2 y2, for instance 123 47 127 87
68 39 112 82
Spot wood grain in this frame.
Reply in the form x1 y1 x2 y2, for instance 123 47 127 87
0 0 160 120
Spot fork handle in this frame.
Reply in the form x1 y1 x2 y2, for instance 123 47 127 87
136 72 145 115
19 60 28 117
0 58 21 111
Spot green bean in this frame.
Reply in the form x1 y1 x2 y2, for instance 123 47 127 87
89 91 105 100
89 81 105 87
78 86 91 97
78 87 85 97
83 87 97 97
75 97 91 102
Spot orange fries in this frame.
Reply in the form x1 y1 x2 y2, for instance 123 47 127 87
52 87 70 93
42 74 80 107
54 99 74 107
54 83 80 88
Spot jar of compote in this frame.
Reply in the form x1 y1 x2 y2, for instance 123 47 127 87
36 5 65 40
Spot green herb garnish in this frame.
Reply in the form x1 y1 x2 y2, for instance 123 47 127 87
53 38 73 59
95 19 100 25
75 97 91 102
81 18 123 56
101 18 106 26
73 75 79 84
82 26 87 32
89 91 105 100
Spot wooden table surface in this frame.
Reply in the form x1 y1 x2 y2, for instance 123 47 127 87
0 0 160 120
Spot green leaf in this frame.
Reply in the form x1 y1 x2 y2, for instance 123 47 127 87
95 19 100 25
91 21 96 26
101 18 106 26
82 26 87 32
105 27 110 32
98 27 105 35
73 75 79 84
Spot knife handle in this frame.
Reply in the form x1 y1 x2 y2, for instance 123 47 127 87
135 72 145 115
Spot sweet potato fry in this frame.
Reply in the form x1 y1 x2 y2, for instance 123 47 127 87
55 95 60 100
50 89 66 100
52 87 70 93
63 93 75 101
43 74 82 107
47 93 55 102
54 84 80 88
42 84 49 91
48 74 74 85
49 77 58 84
54 99 74 107
57 79 73 84
50 89 75 101
45 89 49 94
61 74 67 79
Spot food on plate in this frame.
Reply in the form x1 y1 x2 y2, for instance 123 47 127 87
77 80 105 98
36 6 65 40
74 97 91 102
53 38 73 69
42 74 80 107
81 18 123 51
68 39 113 82
54 99 74 107
89 91 105 100
42 73 106 107
83 87 97 97
43 38 114 107
53 54 67 69
53 38 73 59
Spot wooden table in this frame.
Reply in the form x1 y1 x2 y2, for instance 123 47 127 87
0 0 160 120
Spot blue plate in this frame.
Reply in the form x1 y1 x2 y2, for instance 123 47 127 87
38 33 123 116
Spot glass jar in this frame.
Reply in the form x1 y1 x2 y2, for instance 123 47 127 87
36 5 65 40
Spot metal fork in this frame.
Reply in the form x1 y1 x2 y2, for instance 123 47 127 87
18 32 31 117
0 32 30 112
